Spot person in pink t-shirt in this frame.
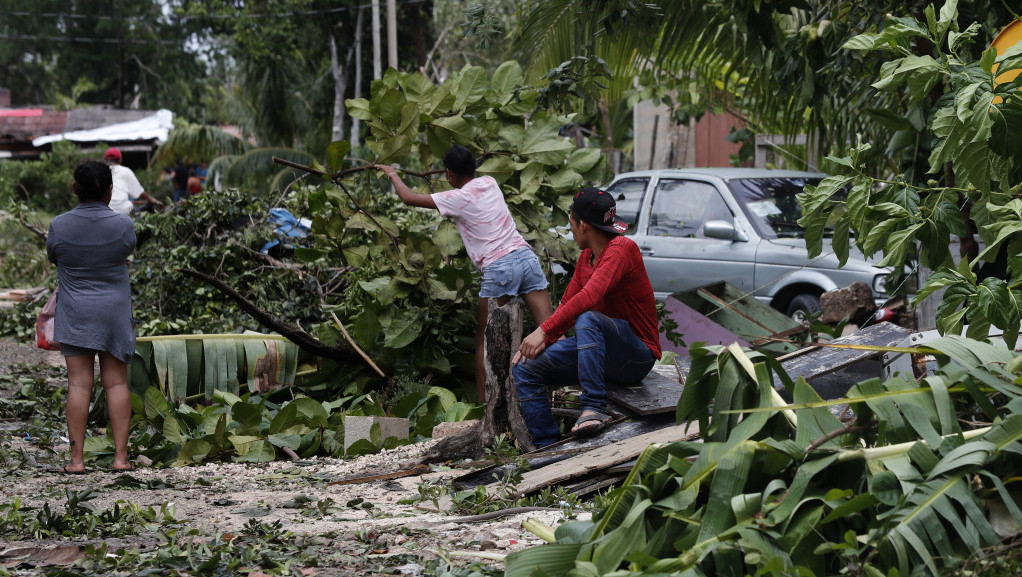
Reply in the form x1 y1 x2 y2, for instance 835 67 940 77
375 145 553 399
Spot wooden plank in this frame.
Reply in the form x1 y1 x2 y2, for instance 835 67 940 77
608 459 638 474
452 417 678 489
777 322 909 384
608 365 685 415
674 356 691 385
492 423 697 497
561 473 627 497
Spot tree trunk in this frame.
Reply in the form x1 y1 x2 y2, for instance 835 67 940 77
330 32 357 143
412 299 533 464
371 0 382 79
329 34 346 142
410 4 427 68
351 6 364 147
386 0 397 70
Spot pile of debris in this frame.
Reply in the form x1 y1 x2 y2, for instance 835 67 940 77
336 281 925 502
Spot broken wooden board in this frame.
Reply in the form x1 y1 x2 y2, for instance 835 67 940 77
328 463 429 486
608 364 685 415
492 423 698 497
561 472 627 497
452 415 678 489
418 421 701 512
774 321 909 399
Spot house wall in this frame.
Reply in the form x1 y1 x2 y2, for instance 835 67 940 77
632 100 744 170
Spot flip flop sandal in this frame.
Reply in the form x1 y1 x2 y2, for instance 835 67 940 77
55 465 88 475
572 411 612 437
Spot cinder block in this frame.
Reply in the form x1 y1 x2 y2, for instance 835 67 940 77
343 415 409 451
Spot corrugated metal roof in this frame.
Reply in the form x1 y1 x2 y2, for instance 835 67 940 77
64 107 156 132
0 106 162 142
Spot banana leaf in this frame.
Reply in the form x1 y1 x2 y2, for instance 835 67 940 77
130 334 299 403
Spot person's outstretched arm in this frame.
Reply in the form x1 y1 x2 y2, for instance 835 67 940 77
374 164 437 209
139 190 163 207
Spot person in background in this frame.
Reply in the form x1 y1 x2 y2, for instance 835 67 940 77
512 187 661 448
171 160 190 202
187 168 202 195
374 145 554 400
195 161 208 184
104 147 162 215
47 160 137 474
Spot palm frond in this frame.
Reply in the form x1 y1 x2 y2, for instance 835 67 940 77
222 148 317 188
154 122 250 165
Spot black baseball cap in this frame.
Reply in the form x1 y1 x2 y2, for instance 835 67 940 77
571 186 628 235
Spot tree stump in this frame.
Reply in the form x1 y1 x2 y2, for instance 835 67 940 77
411 299 533 465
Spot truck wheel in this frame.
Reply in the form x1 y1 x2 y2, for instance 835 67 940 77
786 294 820 324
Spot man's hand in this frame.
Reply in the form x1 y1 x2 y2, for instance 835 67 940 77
513 327 547 364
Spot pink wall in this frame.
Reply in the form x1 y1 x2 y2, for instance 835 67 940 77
694 113 745 167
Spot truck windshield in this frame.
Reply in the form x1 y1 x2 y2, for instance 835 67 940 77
726 177 828 239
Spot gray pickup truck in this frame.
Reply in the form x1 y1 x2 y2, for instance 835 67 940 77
603 168 892 321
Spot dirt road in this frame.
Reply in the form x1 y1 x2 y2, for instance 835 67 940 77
0 338 579 576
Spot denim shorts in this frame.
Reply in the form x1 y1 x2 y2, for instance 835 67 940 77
479 248 549 299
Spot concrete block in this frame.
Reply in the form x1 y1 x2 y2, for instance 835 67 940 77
343 415 409 451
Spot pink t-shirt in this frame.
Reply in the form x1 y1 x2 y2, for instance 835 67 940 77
432 176 530 269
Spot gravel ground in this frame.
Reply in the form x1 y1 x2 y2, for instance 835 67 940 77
0 337 582 575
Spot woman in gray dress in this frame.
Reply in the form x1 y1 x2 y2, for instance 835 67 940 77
46 160 136 474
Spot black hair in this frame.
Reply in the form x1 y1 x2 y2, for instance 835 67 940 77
442 145 476 177
73 160 112 202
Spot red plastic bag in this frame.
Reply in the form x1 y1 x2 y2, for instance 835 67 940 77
35 288 60 351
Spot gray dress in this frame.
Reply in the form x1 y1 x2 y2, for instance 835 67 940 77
46 202 137 363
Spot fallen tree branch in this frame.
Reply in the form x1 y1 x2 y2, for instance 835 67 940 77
18 212 48 241
177 268 364 366
444 506 561 524
330 311 385 378
805 420 867 456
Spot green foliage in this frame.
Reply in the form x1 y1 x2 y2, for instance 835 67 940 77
508 337 1022 577
51 519 324 576
312 63 606 387
129 186 328 338
92 386 417 466
798 1 1022 345
0 489 177 539
0 0 210 116
0 141 86 215
0 366 69 472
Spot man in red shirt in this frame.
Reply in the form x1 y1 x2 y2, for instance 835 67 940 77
513 187 662 448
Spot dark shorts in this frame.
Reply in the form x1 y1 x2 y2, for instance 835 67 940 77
59 342 98 358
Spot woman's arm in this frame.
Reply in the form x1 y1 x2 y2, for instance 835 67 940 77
375 164 437 209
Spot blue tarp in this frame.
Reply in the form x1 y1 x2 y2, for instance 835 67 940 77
260 208 312 253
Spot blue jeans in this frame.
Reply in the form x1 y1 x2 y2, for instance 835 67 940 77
513 311 655 448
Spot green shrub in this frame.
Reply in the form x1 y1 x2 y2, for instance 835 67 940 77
0 141 85 215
